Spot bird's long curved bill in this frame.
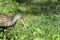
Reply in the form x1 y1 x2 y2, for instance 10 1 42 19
20 19 26 29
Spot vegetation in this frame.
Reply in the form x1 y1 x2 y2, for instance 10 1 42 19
0 0 60 40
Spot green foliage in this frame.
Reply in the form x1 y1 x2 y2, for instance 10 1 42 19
0 14 58 40
0 0 59 40
0 0 17 13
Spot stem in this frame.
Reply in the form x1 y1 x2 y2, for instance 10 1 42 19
3 28 6 40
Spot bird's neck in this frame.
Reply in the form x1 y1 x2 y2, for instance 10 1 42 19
13 16 18 23
9 15 21 26
9 19 17 26
9 16 18 26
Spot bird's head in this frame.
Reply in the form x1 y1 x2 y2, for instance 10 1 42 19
15 14 26 29
15 14 23 19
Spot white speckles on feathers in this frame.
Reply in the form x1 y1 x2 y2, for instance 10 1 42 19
0 14 11 27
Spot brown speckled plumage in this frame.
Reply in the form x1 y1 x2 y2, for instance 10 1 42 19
0 14 11 27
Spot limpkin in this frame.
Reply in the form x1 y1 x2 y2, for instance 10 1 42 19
0 13 26 39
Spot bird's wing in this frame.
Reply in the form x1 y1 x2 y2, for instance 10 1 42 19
0 14 11 27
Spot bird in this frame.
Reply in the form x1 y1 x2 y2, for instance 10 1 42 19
0 13 26 32
0 13 26 40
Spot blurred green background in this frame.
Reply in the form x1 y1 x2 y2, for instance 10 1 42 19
0 0 60 40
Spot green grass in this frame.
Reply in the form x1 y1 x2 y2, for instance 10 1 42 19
0 13 60 40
